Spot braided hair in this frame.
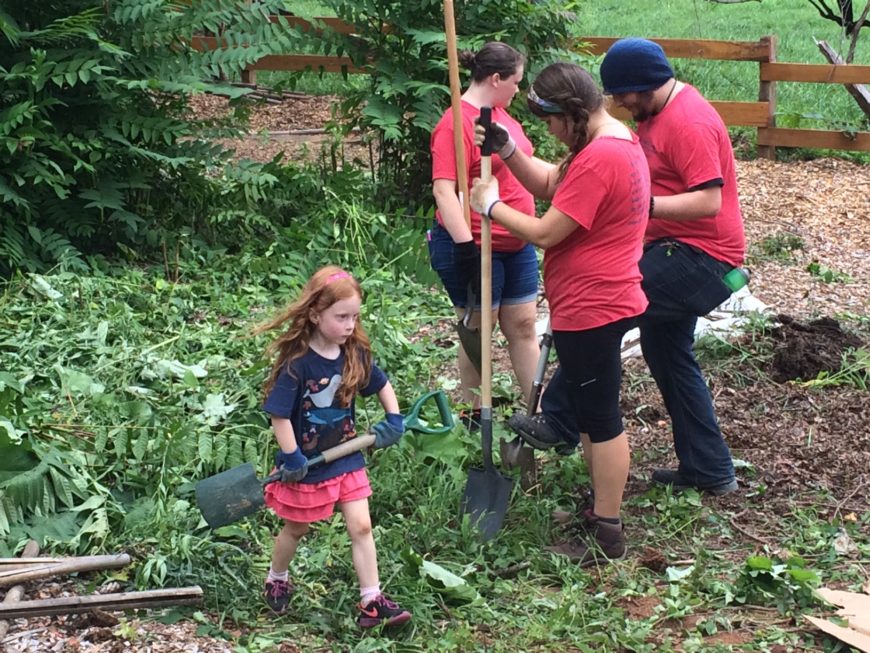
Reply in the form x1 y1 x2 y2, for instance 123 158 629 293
526 63 603 182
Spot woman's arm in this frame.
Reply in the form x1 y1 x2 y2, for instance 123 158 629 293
651 186 722 221
432 178 473 243
502 150 560 201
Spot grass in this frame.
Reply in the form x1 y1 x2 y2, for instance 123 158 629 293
577 0 870 133
4 258 870 652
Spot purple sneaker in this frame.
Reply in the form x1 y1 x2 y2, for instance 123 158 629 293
357 594 412 628
263 578 294 614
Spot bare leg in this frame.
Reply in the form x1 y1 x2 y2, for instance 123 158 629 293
497 301 539 402
340 498 378 589
272 520 309 572
589 432 630 519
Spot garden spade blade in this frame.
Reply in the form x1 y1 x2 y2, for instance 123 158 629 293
196 434 375 529
196 463 270 529
456 285 482 374
460 413 514 541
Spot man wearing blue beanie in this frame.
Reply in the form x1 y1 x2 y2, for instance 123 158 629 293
509 38 744 497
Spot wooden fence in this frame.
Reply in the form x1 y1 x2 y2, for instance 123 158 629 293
192 19 870 157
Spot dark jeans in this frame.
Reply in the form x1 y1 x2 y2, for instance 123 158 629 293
541 239 737 486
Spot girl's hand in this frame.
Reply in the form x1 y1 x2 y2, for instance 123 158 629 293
373 413 404 449
470 177 501 217
275 448 309 483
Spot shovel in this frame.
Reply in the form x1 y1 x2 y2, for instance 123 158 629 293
196 434 375 529
502 319 553 489
443 0 481 375
456 284 482 374
459 106 514 541
196 390 455 529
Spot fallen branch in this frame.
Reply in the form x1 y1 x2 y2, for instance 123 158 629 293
815 39 870 118
0 540 40 639
0 554 131 588
0 587 203 619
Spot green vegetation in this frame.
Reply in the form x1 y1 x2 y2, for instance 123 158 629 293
578 0 870 134
2 2 869 652
5 264 869 651
750 231 807 264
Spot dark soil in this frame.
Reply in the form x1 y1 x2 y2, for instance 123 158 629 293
768 314 865 382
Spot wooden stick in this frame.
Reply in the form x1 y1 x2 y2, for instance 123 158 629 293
443 0 471 229
0 540 40 639
0 554 131 587
0 558 62 565
0 587 203 619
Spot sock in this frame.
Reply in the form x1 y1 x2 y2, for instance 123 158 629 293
267 568 289 583
360 584 381 606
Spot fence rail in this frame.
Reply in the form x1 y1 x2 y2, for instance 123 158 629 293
195 21 870 156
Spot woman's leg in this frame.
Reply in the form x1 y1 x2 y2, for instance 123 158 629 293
588 432 630 519
498 300 540 403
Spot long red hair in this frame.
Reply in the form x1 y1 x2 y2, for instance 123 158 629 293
255 266 372 407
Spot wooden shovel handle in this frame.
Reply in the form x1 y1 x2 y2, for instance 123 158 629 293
316 434 376 465
444 0 471 230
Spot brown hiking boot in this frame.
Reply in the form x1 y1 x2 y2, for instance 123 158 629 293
545 515 626 568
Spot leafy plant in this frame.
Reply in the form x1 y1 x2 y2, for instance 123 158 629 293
807 260 853 283
751 231 806 263
734 553 821 614
0 0 313 274
308 0 582 208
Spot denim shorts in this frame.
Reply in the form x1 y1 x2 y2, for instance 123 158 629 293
427 223 539 308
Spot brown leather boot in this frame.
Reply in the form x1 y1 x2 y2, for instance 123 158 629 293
545 515 626 568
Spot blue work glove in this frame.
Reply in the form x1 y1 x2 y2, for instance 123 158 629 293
275 447 309 483
373 413 404 449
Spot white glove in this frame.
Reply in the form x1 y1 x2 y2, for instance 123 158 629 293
470 178 501 218
473 120 516 160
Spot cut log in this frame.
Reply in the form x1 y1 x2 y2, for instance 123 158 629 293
0 587 203 619
0 540 40 639
0 554 131 587
816 39 870 118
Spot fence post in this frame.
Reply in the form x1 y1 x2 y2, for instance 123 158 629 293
241 68 257 85
758 35 777 160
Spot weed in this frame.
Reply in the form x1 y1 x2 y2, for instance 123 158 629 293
750 231 806 263
806 261 853 283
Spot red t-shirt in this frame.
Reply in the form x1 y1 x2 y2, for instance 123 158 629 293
431 102 535 252
547 135 650 331
638 85 745 267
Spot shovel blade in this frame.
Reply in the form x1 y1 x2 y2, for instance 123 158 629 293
195 463 266 529
460 467 514 541
456 322 482 375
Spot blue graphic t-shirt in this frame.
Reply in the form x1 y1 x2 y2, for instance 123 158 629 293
263 348 387 483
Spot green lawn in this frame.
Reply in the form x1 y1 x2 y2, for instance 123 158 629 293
577 0 870 131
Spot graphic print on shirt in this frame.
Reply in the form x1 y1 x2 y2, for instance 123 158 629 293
300 374 355 453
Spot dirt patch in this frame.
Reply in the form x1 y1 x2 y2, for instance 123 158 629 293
769 314 865 382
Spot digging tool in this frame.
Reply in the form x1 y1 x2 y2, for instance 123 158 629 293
502 319 553 488
196 435 375 529
460 106 514 541
456 285 482 375
196 390 455 528
444 0 482 373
